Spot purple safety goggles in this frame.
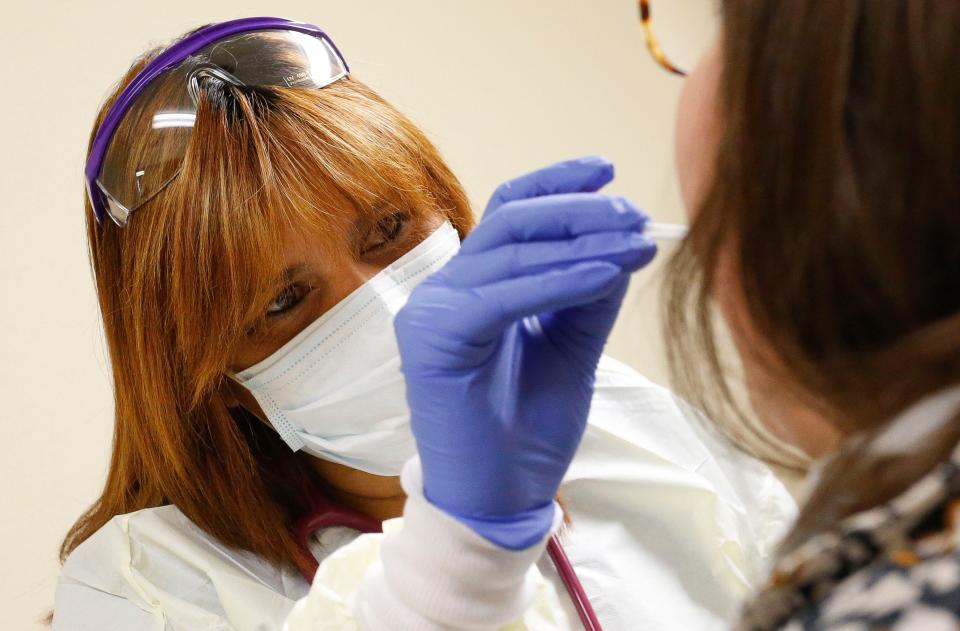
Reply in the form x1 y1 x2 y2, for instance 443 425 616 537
84 16 350 227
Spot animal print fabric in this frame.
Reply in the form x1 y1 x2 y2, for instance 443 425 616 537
739 443 960 630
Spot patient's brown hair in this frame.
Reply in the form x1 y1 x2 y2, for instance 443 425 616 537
664 1 960 552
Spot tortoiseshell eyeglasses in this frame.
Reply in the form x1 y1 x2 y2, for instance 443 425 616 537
639 0 719 77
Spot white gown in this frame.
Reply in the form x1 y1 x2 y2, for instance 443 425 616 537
52 356 795 630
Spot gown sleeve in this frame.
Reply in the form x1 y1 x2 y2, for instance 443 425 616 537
283 458 572 631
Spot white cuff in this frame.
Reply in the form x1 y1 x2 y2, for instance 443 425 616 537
358 457 562 630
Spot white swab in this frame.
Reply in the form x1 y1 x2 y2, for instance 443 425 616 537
644 222 688 241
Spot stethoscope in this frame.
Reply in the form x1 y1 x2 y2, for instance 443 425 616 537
295 494 603 631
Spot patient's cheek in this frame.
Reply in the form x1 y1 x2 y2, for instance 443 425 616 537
675 39 722 221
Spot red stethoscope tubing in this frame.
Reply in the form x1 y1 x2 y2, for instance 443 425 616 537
547 534 603 631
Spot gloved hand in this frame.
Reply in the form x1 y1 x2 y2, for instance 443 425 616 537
394 156 657 549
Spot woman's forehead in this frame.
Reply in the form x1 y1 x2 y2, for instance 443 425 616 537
270 200 432 273
274 204 358 266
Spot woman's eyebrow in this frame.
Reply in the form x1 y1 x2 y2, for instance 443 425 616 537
264 264 312 295
275 264 327 294
280 264 310 281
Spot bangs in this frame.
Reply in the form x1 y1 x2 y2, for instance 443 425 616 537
141 77 468 402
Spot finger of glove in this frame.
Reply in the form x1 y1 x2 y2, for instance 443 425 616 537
452 261 625 342
482 156 614 217
444 231 655 288
538 237 653 362
542 273 631 360
462 193 647 255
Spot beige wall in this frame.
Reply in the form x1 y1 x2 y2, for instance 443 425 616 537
0 1 688 627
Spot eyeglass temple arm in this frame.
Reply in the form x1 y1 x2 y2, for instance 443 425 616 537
638 0 688 77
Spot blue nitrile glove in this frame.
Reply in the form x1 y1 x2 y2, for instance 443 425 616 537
394 156 657 549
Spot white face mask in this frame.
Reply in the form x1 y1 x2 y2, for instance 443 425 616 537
233 221 460 476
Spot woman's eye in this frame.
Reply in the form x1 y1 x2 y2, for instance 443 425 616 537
266 283 307 316
361 213 408 254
